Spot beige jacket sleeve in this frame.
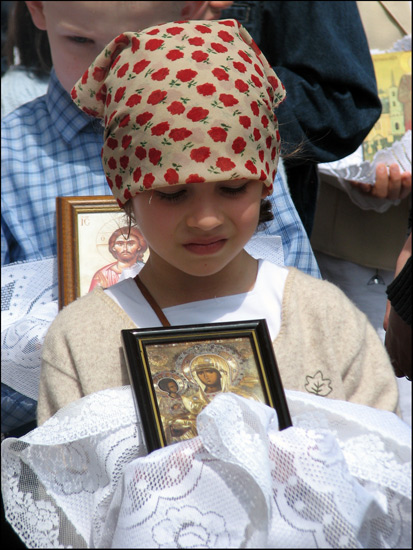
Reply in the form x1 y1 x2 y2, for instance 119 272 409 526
38 288 135 425
275 269 399 414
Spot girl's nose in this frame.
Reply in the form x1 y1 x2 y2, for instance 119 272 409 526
186 201 224 231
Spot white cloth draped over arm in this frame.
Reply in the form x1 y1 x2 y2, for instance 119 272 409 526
1 257 58 400
1 388 411 548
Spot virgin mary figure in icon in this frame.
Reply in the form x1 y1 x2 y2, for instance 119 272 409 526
182 352 263 417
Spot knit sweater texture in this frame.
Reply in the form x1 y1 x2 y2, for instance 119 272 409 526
38 268 398 424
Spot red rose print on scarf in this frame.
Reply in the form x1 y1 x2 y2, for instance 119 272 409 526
239 116 251 129
135 146 147 160
115 87 126 103
195 25 211 34
120 156 129 170
233 62 247 73
117 63 129 78
107 138 118 150
168 101 185 115
131 36 140 53
164 168 179 184
133 59 150 74
108 157 117 170
245 160 257 174
197 83 216 96
211 42 228 53
133 167 142 182
136 112 153 126
216 157 236 171
93 66 107 82
186 174 206 183
218 30 234 43
115 33 129 46
147 90 167 105
212 68 229 81
151 68 170 81
254 63 264 77
169 128 192 141
115 175 123 189
250 101 259 116
251 74 262 88
126 94 141 107
192 51 209 62
232 137 246 154
145 38 164 51
235 80 249 93
208 127 227 142
187 107 209 122
122 135 132 149
166 26 184 36
119 114 130 128
151 121 170 136
188 36 205 46
190 147 211 163
220 93 239 107
149 148 162 165
176 69 198 82
166 49 184 61
143 173 155 188
238 50 252 64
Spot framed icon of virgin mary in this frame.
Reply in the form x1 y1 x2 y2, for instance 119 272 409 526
122 319 292 453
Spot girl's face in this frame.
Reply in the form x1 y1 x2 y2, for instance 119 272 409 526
132 179 265 279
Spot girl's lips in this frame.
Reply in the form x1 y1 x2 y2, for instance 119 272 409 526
183 239 227 255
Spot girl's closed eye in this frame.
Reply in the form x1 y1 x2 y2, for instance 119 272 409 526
67 36 95 45
155 189 187 203
220 182 249 196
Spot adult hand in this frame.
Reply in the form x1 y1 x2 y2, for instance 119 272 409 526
350 162 411 200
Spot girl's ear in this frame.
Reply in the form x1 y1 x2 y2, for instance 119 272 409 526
25 1 47 31
261 181 269 199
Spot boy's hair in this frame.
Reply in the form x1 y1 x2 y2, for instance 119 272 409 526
4 1 51 75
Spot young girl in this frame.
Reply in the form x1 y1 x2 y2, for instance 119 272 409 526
37 19 398 424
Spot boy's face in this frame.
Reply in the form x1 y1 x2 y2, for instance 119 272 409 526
26 1 232 94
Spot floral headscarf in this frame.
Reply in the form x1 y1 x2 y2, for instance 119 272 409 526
71 19 286 207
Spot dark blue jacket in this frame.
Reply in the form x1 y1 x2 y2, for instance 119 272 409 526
223 1 381 163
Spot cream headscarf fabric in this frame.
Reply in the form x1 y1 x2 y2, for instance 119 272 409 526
71 19 286 207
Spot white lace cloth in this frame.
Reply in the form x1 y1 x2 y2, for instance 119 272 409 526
1 388 411 548
1 257 58 400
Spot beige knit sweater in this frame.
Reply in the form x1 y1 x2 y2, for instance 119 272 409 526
38 267 399 424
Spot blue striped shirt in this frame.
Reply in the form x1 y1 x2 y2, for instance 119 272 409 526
1 69 320 277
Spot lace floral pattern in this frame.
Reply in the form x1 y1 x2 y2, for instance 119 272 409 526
2 387 411 548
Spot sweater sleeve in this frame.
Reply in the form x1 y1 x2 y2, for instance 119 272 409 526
37 289 135 425
276 269 399 414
